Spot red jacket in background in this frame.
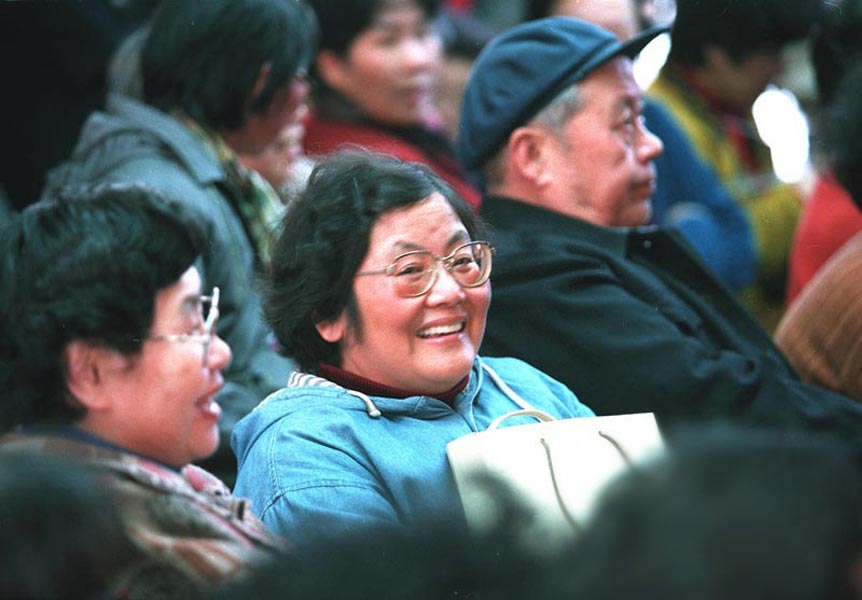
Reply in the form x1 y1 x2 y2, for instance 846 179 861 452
787 172 862 304
304 112 482 212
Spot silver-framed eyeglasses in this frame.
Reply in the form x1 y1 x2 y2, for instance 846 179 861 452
355 241 493 298
147 287 220 366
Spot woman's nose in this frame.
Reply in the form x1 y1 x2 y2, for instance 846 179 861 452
425 265 465 304
207 334 232 371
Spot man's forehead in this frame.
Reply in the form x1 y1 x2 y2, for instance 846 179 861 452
580 58 642 104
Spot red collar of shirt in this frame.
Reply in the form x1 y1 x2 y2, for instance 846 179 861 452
317 363 468 406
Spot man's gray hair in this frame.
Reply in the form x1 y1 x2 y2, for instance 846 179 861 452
482 82 583 188
531 82 584 135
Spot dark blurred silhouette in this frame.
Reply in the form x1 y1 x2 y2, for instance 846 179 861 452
560 424 862 599
0 453 137 598
0 0 158 211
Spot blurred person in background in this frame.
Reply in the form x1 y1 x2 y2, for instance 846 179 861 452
303 0 482 209
107 21 316 207
785 0 862 304
649 0 824 331
775 63 862 401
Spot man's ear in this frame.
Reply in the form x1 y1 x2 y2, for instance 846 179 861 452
507 126 552 186
315 50 349 93
64 341 124 412
315 311 347 344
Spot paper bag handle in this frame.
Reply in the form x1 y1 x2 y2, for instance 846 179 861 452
487 409 557 430
484 410 636 533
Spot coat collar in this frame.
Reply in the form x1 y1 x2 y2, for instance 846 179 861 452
104 93 225 185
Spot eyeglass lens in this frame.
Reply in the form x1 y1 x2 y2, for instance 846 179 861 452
392 242 490 296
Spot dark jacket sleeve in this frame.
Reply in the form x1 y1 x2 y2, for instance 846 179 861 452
483 246 862 448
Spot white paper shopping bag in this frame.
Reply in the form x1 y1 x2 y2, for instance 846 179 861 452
446 410 664 546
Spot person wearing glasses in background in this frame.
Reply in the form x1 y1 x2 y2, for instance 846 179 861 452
230 150 594 545
0 185 284 598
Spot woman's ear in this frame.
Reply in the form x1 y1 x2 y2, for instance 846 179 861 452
315 311 347 344
64 341 125 412
316 50 349 92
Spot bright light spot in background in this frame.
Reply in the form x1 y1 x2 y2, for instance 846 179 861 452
752 86 810 184
633 33 671 90
630 8 811 187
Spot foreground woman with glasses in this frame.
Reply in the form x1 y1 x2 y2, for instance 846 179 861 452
0 186 284 597
231 151 595 544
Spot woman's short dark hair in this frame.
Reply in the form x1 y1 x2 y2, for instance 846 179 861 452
265 150 485 372
669 0 822 66
0 184 204 430
142 0 316 130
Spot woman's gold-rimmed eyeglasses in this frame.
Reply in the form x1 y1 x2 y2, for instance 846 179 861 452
356 241 493 298
146 287 220 366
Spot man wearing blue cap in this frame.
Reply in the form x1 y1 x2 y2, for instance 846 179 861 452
457 17 862 448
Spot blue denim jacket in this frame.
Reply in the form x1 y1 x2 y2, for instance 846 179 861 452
232 356 594 545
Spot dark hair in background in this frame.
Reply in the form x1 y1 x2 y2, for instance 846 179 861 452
819 64 862 208
307 0 439 57
265 150 486 372
0 453 137 598
811 0 862 105
555 424 862 599
0 184 204 430
669 0 823 66
142 0 316 130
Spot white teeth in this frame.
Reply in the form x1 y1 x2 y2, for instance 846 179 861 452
419 323 464 338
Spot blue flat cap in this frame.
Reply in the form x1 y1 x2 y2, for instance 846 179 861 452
456 17 666 170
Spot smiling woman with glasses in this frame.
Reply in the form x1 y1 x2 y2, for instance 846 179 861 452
231 150 595 545
0 185 284 596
